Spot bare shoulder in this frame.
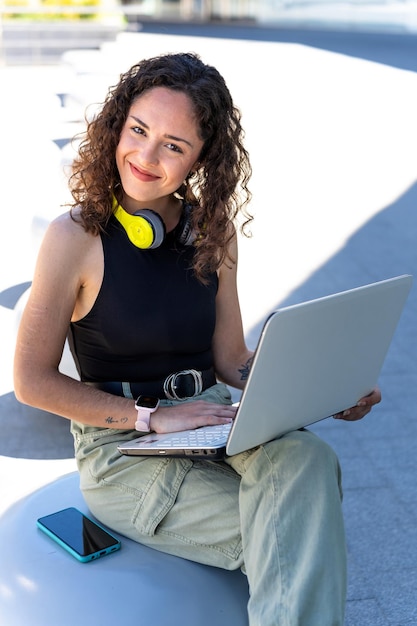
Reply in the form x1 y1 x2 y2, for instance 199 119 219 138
45 210 92 244
29 210 104 322
41 210 99 262
35 210 101 287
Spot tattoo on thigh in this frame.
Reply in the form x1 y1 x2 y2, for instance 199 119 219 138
238 357 254 381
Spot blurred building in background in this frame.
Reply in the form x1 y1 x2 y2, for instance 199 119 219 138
2 0 417 66
2 0 417 25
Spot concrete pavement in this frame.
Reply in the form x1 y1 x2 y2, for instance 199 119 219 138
1 23 417 625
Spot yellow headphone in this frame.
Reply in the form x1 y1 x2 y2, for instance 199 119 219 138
113 198 166 249
113 197 196 250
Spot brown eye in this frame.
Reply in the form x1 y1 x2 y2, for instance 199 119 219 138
166 143 183 154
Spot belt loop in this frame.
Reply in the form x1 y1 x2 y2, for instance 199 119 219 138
122 382 134 399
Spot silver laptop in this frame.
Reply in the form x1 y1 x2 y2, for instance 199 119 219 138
118 275 412 460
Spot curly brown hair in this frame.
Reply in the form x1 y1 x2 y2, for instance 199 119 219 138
69 52 253 282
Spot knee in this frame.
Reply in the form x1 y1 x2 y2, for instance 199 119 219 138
265 429 343 495
285 428 338 464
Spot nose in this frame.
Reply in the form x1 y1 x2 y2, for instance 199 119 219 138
139 140 159 167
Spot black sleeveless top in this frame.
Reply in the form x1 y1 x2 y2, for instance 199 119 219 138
68 213 218 383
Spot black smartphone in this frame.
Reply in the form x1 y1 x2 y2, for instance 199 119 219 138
37 507 121 562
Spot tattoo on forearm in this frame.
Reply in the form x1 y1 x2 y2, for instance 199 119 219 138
105 416 129 425
238 357 254 381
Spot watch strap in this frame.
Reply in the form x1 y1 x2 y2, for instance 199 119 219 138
135 408 152 432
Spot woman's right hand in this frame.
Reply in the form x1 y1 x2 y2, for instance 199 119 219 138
150 401 237 434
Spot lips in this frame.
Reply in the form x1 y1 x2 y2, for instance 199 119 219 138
129 162 160 182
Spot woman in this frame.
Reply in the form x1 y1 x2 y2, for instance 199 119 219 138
14 52 380 625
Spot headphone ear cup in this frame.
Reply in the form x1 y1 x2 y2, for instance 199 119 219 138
176 204 195 246
129 209 166 249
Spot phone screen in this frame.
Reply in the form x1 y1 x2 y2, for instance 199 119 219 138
37 507 120 559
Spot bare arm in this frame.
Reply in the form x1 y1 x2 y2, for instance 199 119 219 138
14 213 235 433
212 234 254 390
14 214 139 429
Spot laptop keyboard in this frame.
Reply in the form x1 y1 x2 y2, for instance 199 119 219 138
162 423 232 448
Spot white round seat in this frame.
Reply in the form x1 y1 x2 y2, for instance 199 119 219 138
0 472 249 626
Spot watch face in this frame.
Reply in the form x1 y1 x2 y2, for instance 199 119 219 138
136 395 159 409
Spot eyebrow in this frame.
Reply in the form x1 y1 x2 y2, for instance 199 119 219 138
130 115 194 148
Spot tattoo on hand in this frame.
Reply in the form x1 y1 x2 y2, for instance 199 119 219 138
238 357 254 381
105 416 129 425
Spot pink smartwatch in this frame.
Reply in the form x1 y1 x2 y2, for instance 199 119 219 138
134 395 160 432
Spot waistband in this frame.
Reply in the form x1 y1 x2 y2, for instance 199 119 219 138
85 367 217 401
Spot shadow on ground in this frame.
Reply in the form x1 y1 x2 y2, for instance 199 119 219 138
137 20 417 73
247 179 417 351
244 177 417 626
0 281 74 459
0 392 74 459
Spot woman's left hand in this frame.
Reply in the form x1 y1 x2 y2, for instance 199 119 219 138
333 386 382 421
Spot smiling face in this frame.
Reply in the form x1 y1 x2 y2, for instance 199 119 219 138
115 87 204 218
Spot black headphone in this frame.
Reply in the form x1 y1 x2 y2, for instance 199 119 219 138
113 198 195 249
